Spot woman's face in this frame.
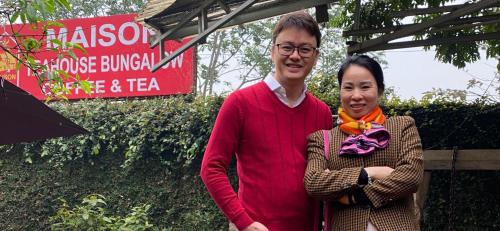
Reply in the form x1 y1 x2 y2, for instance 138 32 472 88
340 64 380 119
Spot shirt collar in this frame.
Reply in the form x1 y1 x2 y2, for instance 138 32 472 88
263 73 308 93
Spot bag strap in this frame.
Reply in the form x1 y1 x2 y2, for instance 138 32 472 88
321 130 331 231
322 130 331 160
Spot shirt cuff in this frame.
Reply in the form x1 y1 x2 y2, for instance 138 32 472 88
358 168 369 185
352 187 373 207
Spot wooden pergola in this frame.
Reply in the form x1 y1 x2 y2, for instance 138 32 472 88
344 0 500 55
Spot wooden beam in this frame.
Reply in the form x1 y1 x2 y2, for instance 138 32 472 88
150 0 217 48
352 0 361 30
359 32 500 52
348 0 500 54
198 7 209 44
343 14 500 37
427 18 500 34
217 0 231 13
423 149 500 170
315 4 329 23
389 2 500 18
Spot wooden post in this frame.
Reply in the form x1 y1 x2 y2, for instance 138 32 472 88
415 171 432 223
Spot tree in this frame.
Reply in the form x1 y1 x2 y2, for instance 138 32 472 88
421 67 500 103
335 0 500 70
51 0 145 19
197 18 275 97
0 0 91 99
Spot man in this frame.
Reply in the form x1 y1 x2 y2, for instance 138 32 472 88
200 12 333 231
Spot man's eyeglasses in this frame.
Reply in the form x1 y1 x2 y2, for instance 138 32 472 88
276 43 318 58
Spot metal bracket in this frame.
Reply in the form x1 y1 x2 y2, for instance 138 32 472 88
151 0 258 72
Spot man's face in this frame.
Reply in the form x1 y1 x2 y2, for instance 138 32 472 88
271 27 319 85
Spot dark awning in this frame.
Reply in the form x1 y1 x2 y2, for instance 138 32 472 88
0 77 88 145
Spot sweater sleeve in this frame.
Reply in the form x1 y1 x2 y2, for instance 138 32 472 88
322 103 334 130
362 116 424 208
200 93 253 230
304 131 363 200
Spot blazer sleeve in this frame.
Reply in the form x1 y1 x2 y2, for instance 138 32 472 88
362 116 424 208
304 130 363 200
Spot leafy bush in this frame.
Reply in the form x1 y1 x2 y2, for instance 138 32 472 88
50 194 156 231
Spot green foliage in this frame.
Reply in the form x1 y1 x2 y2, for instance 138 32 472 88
0 144 228 230
307 72 340 110
50 194 156 230
5 0 71 23
6 96 223 169
421 88 468 104
388 102 500 149
0 0 91 99
422 171 500 231
50 0 146 19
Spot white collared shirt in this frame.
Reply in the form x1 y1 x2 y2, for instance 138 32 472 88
264 74 307 108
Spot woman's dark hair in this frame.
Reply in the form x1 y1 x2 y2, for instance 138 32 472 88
337 55 385 95
272 11 322 47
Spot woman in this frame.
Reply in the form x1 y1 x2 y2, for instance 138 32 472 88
304 55 423 231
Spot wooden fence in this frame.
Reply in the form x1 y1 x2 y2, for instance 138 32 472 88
415 149 500 219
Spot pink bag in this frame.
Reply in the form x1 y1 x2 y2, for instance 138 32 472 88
321 130 331 231
314 130 331 231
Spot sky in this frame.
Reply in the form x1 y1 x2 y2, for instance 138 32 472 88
383 48 498 100
213 48 499 101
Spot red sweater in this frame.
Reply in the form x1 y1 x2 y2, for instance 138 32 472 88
200 82 332 231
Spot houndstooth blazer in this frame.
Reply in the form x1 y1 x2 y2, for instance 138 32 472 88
304 116 424 231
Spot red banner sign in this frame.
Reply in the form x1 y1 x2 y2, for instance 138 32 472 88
0 14 194 99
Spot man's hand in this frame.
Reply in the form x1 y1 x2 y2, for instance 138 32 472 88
364 166 394 180
242 222 269 231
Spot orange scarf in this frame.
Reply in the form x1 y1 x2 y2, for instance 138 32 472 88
338 106 386 135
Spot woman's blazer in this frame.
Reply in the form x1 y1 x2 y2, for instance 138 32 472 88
304 116 424 231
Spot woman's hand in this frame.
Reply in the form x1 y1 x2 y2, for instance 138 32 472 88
364 166 394 180
325 168 352 205
242 222 269 231
338 195 350 205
